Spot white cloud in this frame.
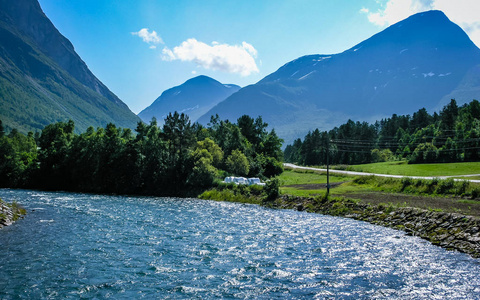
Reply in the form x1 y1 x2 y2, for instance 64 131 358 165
361 0 480 46
360 7 370 14
162 47 175 61
132 28 163 45
162 39 259 76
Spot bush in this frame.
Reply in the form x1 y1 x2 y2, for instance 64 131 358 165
471 187 480 199
371 149 394 163
263 178 280 202
263 157 284 178
400 177 414 192
426 178 439 194
436 178 455 195
414 179 425 188
353 175 376 185
409 143 438 164
455 180 470 196
249 184 264 196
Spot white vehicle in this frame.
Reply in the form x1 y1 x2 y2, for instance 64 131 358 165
248 178 266 186
233 177 248 185
223 176 265 186
223 176 235 184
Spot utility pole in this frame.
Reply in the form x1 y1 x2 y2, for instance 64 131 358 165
326 140 330 195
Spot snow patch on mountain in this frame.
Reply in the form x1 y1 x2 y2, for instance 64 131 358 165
299 71 316 80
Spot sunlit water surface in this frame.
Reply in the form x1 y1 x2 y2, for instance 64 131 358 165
0 189 479 299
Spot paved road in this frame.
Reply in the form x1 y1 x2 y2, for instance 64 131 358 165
283 163 480 184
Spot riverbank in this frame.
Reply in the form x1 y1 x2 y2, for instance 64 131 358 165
199 183 480 257
269 194 480 258
0 198 26 228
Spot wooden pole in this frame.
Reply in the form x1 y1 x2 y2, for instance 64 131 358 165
326 142 330 195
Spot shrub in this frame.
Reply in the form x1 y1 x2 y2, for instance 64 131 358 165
414 179 425 188
455 180 470 196
426 178 439 194
436 178 455 195
353 175 376 185
471 187 480 199
400 177 414 192
409 143 438 164
263 178 280 202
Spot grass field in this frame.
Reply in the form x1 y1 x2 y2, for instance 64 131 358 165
340 161 480 177
278 168 480 216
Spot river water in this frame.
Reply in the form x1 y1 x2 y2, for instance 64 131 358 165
0 189 479 299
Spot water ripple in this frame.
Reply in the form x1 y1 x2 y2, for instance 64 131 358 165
0 189 479 299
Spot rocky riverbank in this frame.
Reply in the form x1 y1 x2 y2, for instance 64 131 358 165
274 195 480 258
0 198 26 228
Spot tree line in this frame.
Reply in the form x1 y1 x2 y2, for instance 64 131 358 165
284 99 480 165
0 113 283 196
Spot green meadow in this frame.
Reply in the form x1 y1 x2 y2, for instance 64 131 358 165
279 164 480 216
340 161 480 177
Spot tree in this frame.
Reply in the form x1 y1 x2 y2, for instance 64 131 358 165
410 108 431 132
162 112 196 194
188 149 218 189
195 138 223 168
237 115 268 152
464 120 480 161
284 138 302 164
438 138 459 162
0 120 4 138
440 99 459 133
226 149 249 176
140 119 168 193
36 120 75 189
262 129 284 161
410 143 438 164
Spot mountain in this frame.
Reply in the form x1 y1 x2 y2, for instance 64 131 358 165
0 0 140 133
197 10 480 145
138 75 240 124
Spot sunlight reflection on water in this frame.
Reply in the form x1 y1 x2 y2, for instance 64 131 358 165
0 189 479 299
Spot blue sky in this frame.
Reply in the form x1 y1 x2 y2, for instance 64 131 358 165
38 0 480 114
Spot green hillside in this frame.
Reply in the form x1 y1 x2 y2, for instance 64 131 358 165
0 0 140 133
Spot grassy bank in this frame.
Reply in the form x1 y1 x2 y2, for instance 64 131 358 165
268 194 480 257
278 168 480 216
198 181 271 205
339 161 480 177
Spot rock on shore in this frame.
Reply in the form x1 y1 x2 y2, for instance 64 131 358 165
277 195 480 258
0 199 26 228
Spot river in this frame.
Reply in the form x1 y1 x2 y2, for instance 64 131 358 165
0 189 479 299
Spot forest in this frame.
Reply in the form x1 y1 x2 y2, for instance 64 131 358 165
0 113 283 196
284 99 480 166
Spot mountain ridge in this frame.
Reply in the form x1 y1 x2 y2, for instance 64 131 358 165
0 0 140 133
197 10 480 144
139 75 240 124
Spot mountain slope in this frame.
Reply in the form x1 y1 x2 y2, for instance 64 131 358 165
139 75 240 124
0 0 140 133
198 10 480 144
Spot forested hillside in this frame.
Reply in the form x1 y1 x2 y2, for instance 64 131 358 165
0 114 283 196
284 99 480 165
0 0 140 133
